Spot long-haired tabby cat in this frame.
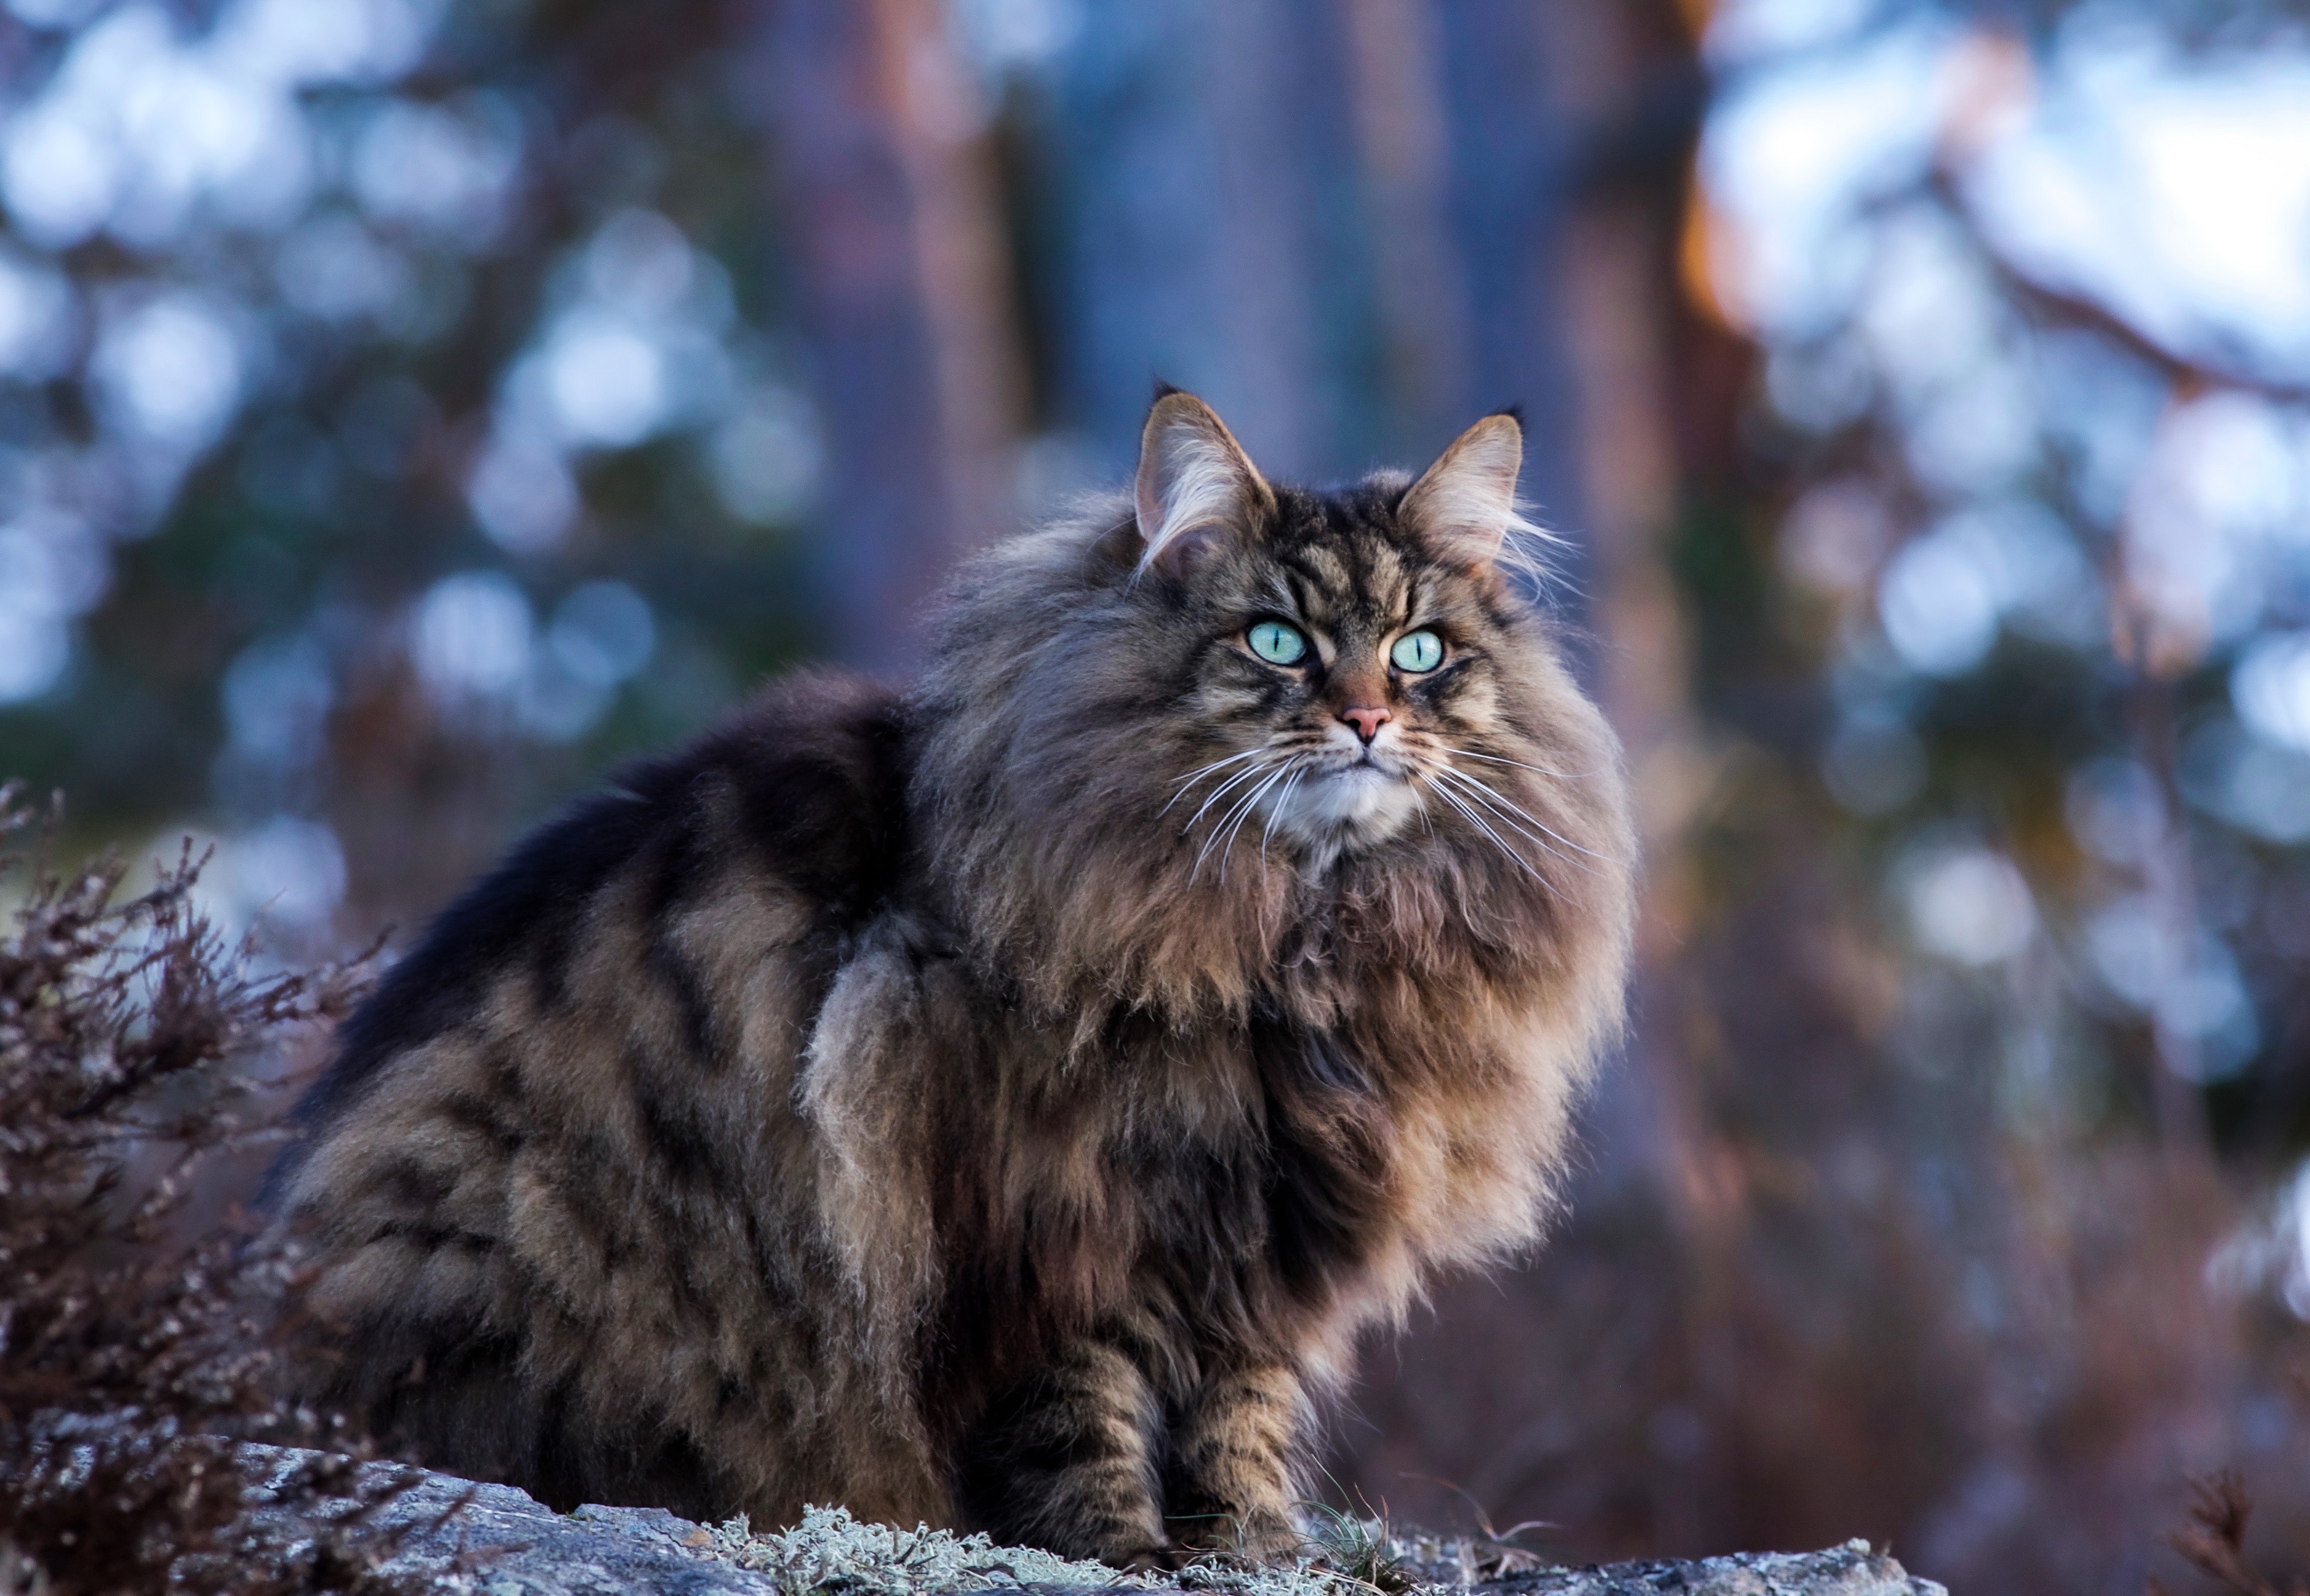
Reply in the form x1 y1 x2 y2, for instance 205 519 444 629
268 391 1635 1567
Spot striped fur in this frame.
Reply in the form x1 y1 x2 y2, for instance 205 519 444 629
268 399 1635 1566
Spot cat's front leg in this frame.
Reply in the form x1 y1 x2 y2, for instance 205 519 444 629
955 1337 1170 1566
1163 1362 1306 1563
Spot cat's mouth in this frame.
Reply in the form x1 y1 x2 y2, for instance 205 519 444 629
1258 754 1422 852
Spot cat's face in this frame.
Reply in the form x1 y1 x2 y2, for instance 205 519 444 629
1127 392 1568 870
917 388 1629 1012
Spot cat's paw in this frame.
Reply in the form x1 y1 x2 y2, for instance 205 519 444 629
1163 1517 1298 1569
1113 1544 1190 1574
1227 1526 1303 1567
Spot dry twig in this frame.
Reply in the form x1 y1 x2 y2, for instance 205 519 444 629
0 787 411 1595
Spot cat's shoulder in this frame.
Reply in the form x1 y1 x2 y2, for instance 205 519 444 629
650 667 913 903
454 665 911 950
279 671 910 1146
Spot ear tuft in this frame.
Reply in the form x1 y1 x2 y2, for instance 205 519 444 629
1133 392 1273 578
1399 412 1529 569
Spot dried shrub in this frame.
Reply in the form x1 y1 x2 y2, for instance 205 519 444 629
2157 1472 2310 1596
0 787 411 1594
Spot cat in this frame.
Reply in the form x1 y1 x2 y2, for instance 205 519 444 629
266 390 1636 1568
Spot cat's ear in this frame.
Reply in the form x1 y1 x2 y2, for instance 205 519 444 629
1134 390 1275 578
1399 410 1527 568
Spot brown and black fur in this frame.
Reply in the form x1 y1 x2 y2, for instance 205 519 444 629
268 394 1636 1566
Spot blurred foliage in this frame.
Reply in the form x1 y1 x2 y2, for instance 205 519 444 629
0 0 820 912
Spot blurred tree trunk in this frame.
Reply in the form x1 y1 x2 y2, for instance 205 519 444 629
1335 0 1590 515
1429 3 1592 581
738 0 1026 669
1030 3 1346 479
1339 0 1473 456
1544 0 1719 1555
1009 0 1590 506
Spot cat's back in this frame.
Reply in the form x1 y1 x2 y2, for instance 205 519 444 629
281 669 910 1155
267 669 913 1511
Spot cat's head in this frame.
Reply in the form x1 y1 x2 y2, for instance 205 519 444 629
916 389 1632 1020
1118 388 1561 864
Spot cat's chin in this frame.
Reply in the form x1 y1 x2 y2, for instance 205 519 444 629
1262 763 1423 860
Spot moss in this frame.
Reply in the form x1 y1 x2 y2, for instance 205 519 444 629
699 1505 1548 1596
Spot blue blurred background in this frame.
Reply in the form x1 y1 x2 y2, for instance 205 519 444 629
5 0 2310 1588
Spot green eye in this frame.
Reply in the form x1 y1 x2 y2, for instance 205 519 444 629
1390 629 1443 673
1247 620 1308 665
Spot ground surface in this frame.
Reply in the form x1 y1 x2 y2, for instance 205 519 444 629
239 1448 1947 1596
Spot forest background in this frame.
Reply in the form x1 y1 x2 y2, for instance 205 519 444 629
1 1 2308 1591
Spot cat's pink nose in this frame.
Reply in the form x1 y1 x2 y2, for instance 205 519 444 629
1340 706 1391 743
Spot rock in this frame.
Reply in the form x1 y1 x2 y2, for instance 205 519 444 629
236 1447 1946 1596
240 1448 776 1596
1485 1542 1943 1595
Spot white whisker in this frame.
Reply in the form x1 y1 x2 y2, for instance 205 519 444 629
1177 757 1275 835
1159 748 1268 817
1260 762 1309 860
1194 767 1276 875
1210 760 1296 883
1424 777 1520 868
1168 748 1266 788
1434 766 1615 869
1434 771 1582 872
1436 744 1600 781
1424 777 1544 884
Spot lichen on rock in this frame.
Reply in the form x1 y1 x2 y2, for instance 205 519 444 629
701 1505 1149 1595
275 1447 1945 1596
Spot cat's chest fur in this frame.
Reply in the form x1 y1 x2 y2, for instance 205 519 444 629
1044 1005 1399 1297
807 910 1474 1403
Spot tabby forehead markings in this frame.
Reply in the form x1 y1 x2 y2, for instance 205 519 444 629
1256 572 1299 617
1286 526 1417 632
265 392 1634 1574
